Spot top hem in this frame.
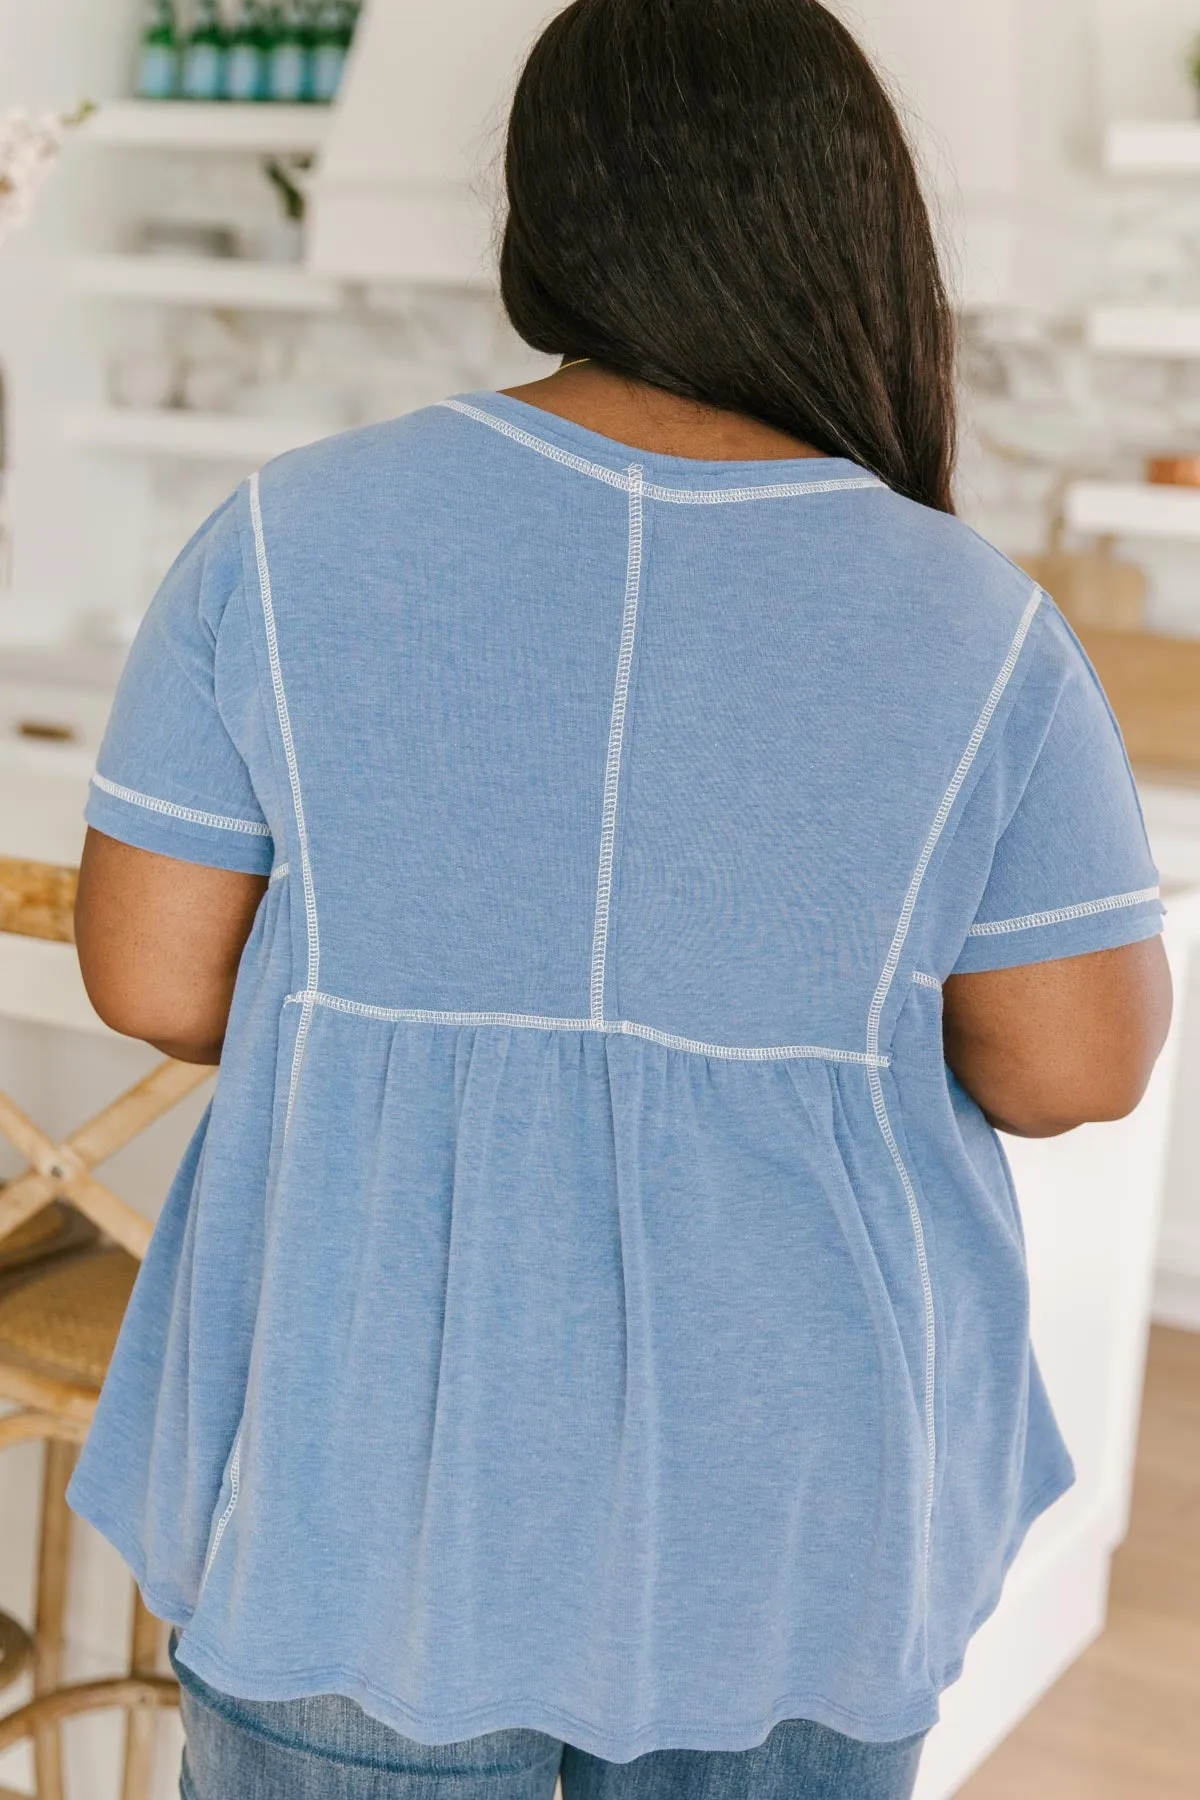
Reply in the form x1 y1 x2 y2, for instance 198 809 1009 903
69 1469 936 1758
69 1458 1074 1765
168 1640 941 1763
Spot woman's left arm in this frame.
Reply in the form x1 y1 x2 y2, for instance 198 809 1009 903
75 827 268 1065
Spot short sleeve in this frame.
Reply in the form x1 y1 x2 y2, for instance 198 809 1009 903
86 492 275 876
951 604 1163 975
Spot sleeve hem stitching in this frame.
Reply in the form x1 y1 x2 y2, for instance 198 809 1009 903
91 773 271 837
966 885 1161 938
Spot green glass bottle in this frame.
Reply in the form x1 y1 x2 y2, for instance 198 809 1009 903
268 1 312 103
180 0 228 101
310 0 351 105
137 0 179 100
227 0 269 103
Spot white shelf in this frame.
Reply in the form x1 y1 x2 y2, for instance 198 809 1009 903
73 253 345 312
1106 121 1200 175
66 408 336 463
78 100 331 154
1065 480 1200 542
1087 304 1200 357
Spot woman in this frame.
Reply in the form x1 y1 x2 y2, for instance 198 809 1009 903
69 2 1171 1796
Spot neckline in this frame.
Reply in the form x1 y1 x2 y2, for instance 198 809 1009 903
452 389 877 492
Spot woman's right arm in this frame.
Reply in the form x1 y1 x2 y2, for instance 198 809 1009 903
942 937 1172 1138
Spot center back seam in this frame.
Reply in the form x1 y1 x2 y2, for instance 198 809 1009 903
590 465 645 1023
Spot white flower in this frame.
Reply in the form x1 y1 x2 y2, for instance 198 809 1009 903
0 111 66 250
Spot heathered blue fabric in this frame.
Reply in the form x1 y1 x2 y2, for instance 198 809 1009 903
69 391 1162 1760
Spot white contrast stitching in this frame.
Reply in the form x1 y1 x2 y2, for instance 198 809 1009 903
966 885 1160 937
283 991 890 1067
269 862 290 884
866 582 1043 1581
440 400 884 503
201 1432 241 1585
591 465 644 1022
291 996 596 1029
644 477 883 504
249 473 319 1134
612 1020 885 1062
866 1070 936 1548
441 400 629 490
867 586 1043 1060
911 971 942 990
90 772 271 837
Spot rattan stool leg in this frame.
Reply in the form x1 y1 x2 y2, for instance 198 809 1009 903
119 1590 162 1800
33 1439 75 1800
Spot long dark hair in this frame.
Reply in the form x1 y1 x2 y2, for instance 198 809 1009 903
500 0 957 514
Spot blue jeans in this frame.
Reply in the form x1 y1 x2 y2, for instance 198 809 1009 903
172 1643 925 1800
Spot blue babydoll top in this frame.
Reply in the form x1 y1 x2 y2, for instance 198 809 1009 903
69 391 1163 1760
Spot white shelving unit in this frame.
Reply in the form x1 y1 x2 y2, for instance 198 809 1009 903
1106 121 1200 175
1064 479 1200 543
78 99 331 155
1087 304 1200 357
68 101 346 468
66 408 336 463
73 254 345 313
1069 126 1200 537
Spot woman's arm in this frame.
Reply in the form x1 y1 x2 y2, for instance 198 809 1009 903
75 828 268 1065
942 937 1173 1138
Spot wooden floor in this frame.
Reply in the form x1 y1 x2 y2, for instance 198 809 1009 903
959 1327 1200 1799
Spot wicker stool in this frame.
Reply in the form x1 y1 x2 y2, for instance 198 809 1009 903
0 858 213 1800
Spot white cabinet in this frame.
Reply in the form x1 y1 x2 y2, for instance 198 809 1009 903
310 0 561 283
1145 789 1200 1329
